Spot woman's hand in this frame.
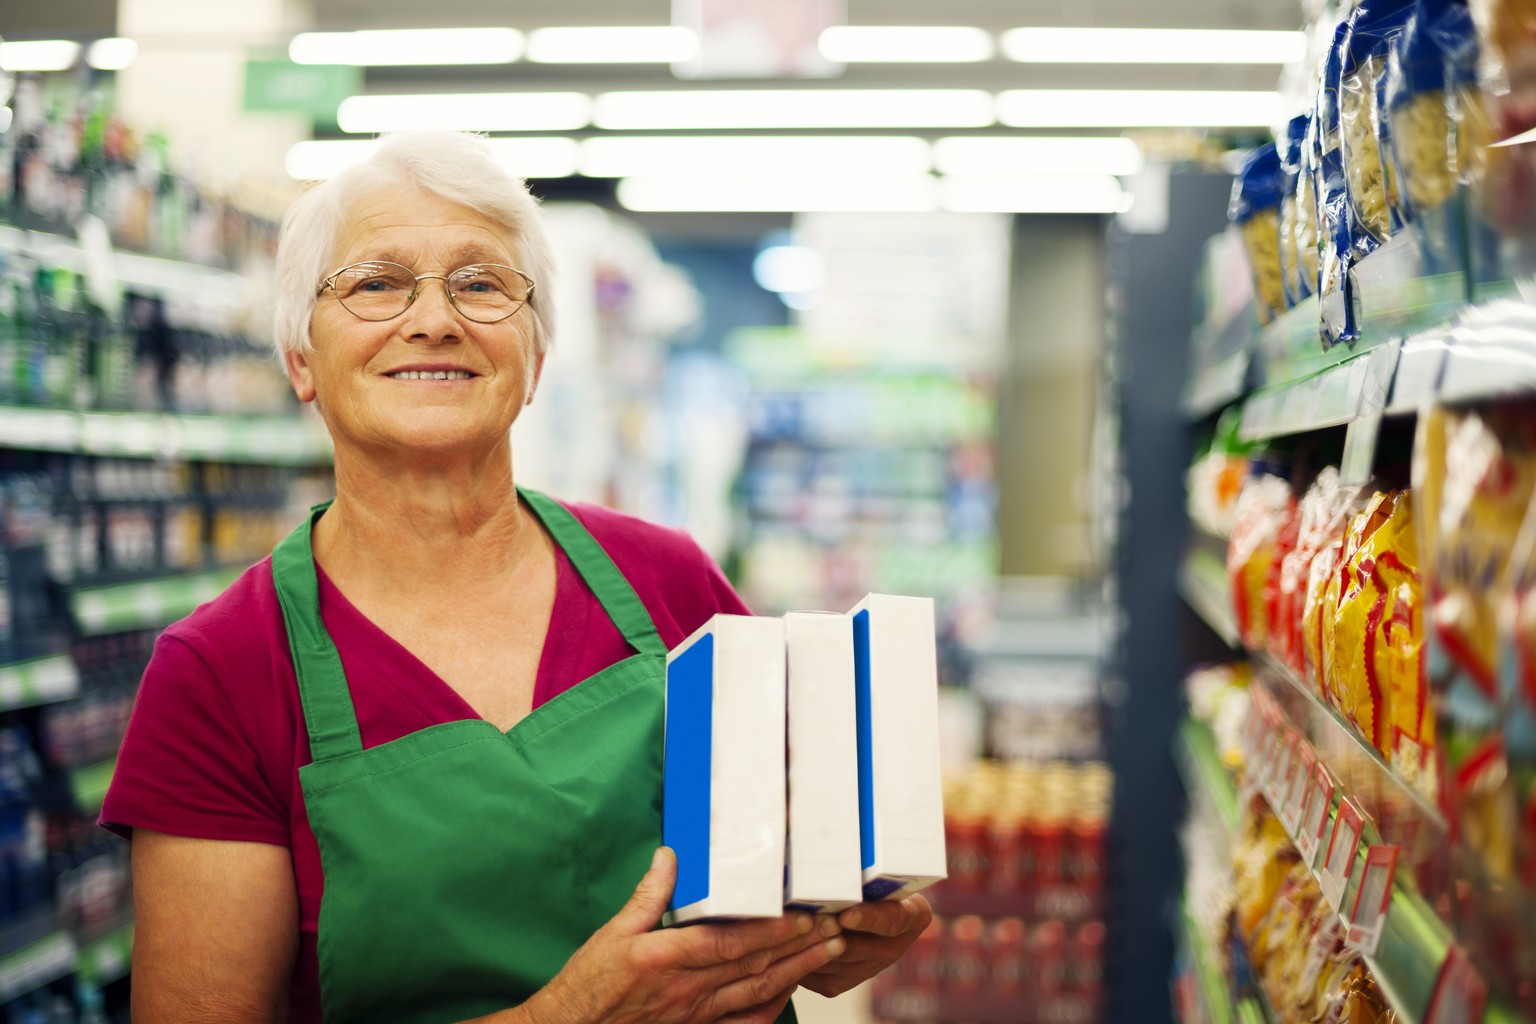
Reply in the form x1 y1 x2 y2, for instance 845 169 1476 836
521 848 845 1024
795 895 933 999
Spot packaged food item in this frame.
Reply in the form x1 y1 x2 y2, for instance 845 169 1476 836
1299 116 1326 299
1467 0 1536 240
1230 143 1288 324
1369 492 1436 796
1282 469 1342 677
1187 409 1255 538
783 611 863 913
847 593 948 901
1321 17 1363 347
664 615 788 922
1228 472 1297 650
1330 491 1397 752
1417 402 1536 881
1280 114 1316 309
1385 0 1483 224
1343 0 1419 252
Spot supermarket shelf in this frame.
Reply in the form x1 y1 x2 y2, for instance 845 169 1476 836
0 655 79 712
1183 346 1253 419
0 405 332 465
69 758 116 814
0 221 246 306
1176 718 1239 838
1238 341 1399 443
1178 546 1240 649
71 567 242 635
74 916 134 987
0 909 77 1004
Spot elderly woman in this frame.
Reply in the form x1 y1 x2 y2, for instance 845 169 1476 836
100 131 930 1024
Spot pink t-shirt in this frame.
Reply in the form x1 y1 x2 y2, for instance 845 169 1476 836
101 499 749 1022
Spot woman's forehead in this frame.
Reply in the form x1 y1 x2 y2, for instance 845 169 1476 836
336 188 517 265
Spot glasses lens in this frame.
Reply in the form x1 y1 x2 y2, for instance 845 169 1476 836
447 265 530 323
332 263 416 320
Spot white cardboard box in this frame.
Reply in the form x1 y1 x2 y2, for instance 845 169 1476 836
664 614 787 923
784 611 864 913
848 594 948 901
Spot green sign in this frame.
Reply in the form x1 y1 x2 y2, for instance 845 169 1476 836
243 59 360 118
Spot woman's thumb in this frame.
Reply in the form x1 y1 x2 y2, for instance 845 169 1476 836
606 847 676 935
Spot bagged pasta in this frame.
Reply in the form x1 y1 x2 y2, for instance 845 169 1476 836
1298 116 1326 301
1280 468 1344 676
1322 490 1396 725
1320 18 1363 347
1384 0 1482 224
1230 143 1288 324
1303 474 1370 700
1467 0 1536 250
1279 114 1315 309
1342 0 1418 254
1227 472 1296 650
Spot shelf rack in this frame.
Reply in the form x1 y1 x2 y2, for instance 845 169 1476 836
70 567 243 637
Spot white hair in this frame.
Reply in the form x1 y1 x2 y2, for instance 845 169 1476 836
272 131 556 358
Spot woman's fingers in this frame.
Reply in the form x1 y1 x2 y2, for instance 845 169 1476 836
666 913 815 971
603 847 677 938
701 933 846 1020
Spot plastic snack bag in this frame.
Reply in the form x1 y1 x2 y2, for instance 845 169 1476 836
1368 492 1436 798
1228 472 1296 650
1281 468 1343 676
1299 116 1326 300
1342 0 1418 253
1323 490 1397 727
1321 18 1363 347
1230 143 1289 324
1280 114 1316 309
1305 480 1373 701
1385 0 1482 223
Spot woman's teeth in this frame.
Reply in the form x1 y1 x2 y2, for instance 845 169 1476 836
388 370 472 380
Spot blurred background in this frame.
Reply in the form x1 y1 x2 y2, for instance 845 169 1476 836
2 0 1535 1022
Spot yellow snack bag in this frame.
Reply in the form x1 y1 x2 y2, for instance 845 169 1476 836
1227 474 1294 651
1324 491 1396 734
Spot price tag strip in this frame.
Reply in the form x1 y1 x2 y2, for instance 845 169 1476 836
1296 764 1335 868
1268 728 1299 808
1423 946 1488 1024
1281 740 1314 837
1345 844 1398 957
1320 798 1364 911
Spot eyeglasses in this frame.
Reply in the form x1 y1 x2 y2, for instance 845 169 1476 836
319 261 536 324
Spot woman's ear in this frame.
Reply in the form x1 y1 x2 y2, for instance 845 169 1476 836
284 347 317 404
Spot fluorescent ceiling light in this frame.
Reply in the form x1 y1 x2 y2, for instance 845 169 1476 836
287 137 579 180
337 92 591 133
934 136 1142 176
818 26 994 63
526 26 697 63
0 40 82 72
1001 27 1305 64
579 136 931 178
997 89 1281 127
940 174 1132 213
616 176 940 212
753 246 824 294
289 28 523 66
593 90 994 129
86 38 138 71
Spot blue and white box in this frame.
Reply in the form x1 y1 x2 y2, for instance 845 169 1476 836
848 594 948 901
664 614 787 923
784 611 863 914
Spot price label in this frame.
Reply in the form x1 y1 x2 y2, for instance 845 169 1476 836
1424 946 1488 1024
1282 742 1315 836
1296 764 1334 867
1268 728 1298 807
1320 798 1364 910
1346 845 1398 956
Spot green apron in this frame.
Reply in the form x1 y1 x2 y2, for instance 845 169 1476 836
272 488 798 1024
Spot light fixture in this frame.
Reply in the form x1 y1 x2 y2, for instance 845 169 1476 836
0 40 82 72
85 38 138 71
940 175 1132 213
579 136 932 178
336 92 592 133
593 90 994 130
933 136 1142 177
289 28 524 67
286 137 580 180
817 26 994 63
616 176 940 212
526 26 698 63
996 89 1282 127
753 246 824 295
1001 27 1306 65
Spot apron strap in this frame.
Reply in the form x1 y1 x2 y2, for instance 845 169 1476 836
273 503 365 760
517 488 668 658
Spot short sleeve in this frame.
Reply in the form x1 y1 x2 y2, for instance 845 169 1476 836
100 633 289 846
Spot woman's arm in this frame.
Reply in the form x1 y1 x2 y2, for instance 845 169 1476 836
131 829 300 1023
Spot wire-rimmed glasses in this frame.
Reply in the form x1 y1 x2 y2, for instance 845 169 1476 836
319 261 536 324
